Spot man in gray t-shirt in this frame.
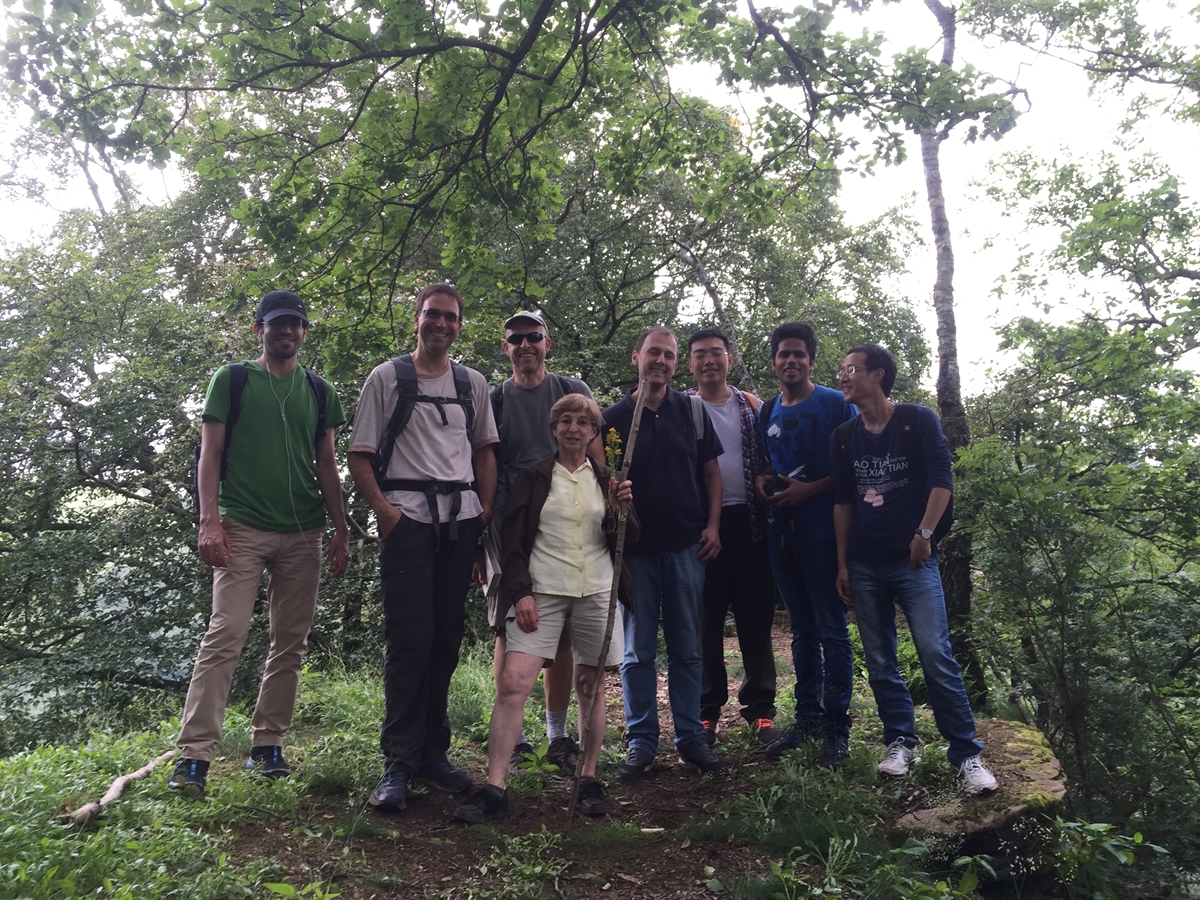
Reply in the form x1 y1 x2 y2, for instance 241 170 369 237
348 283 499 814
476 310 593 775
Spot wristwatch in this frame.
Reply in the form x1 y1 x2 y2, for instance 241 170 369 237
915 528 933 541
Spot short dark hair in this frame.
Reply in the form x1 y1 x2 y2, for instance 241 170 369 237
770 322 816 360
687 328 729 354
415 283 464 318
847 343 897 396
634 325 678 353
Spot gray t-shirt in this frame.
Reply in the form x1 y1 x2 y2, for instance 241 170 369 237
703 392 748 507
494 373 593 521
350 360 498 523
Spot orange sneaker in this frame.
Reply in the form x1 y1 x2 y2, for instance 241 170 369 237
752 717 781 745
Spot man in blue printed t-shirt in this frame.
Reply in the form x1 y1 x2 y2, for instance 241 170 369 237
830 343 997 794
754 322 857 767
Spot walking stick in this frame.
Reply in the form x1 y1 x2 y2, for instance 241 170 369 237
568 380 648 822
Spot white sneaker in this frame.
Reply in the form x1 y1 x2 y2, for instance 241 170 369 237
877 739 919 777
957 755 998 794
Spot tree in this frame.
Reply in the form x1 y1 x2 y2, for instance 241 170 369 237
962 315 1200 857
689 0 1021 703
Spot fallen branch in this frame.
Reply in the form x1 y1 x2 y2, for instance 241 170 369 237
60 750 176 824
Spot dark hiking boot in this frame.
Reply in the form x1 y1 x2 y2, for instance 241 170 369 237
168 758 209 799
765 719 818 761
416 759 472 793
678 737 730 776
751 717 781 745
508 741 535 774
616 745 655 781
701 719 719 747
453 784 508 823
368 769 410 813
577 777 609 816
546 736 580 775
247 745 290 779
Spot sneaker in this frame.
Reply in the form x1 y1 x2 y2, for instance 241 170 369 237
821 731 850 768
701 719 719 747
246 745 290 779
453 784 508 823
878 739 919 777
368 769 410 813
546 736 580 775
416 759 472 793
764 719 817 761
508 741 534 774
957 755 998 794
577 776 608 816
678 737 730 776
751 718 781 745
168 758 209 799
616 745 655 781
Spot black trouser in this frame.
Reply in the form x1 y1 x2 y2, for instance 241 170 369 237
699 504 778 722
379 514 483 770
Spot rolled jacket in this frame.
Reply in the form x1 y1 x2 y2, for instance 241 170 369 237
498 452 640 625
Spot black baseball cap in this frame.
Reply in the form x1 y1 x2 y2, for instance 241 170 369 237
255 290 309 325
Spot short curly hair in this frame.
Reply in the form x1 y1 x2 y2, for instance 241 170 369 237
549 393 602 434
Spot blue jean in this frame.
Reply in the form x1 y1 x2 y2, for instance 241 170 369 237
769 532 853 738
622 545 708 753
848 557 983 765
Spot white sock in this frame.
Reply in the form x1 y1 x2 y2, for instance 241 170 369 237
546 710 568 742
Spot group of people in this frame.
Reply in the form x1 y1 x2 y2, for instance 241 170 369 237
168 283 998 823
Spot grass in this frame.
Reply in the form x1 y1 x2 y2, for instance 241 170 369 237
0 642 1154 899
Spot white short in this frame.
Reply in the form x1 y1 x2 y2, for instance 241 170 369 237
505 591 623 668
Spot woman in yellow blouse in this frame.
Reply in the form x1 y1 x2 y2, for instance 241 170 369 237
454 394 635 823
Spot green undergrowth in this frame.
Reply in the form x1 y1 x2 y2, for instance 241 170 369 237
1 647 1171 899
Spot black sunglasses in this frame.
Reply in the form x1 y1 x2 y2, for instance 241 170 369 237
505 332 546 345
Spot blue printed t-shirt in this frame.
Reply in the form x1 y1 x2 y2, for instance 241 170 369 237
759 384 857 541
602 388 723 556
203 362 346 533
829 404 953 563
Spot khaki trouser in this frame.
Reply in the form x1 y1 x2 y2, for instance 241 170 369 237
176 517 323 760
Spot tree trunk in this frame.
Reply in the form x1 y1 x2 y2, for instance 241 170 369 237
675 241 755 393
919 0 988 706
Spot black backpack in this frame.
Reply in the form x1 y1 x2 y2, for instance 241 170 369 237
194 362 328 485
830 403 954 542
490 373 578 486
371 354 476 541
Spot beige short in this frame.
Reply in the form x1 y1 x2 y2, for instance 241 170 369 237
505 591 624 668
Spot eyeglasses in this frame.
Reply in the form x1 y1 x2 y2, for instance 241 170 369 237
837 364 869 378
505 332 545 345
421 308 461 324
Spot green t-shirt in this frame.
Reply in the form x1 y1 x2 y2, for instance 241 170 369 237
202 361 347 533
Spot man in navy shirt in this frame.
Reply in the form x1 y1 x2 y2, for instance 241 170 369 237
831 343 997 794
602 326 728 778
755 322 857 766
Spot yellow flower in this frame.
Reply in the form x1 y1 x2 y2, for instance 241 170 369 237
604 427 623 474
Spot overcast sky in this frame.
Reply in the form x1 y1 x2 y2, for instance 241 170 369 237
3 1 1196 392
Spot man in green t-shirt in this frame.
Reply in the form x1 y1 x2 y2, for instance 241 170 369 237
169 290 350 799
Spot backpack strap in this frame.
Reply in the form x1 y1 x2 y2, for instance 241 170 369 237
688 393 705 442
302 367 328 443
373 354 477 546
743 390 759 414
759 393 778 436
219 363 250 480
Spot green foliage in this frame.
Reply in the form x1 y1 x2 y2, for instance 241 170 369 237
1046 818 1165 900
468 826 568 900
962 314 1200 862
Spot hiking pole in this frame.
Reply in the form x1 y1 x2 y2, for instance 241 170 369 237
568 379 648 823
